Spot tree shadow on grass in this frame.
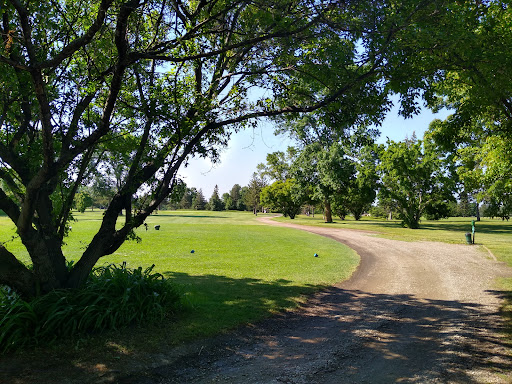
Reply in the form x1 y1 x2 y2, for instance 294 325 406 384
164 271 323 322
116 283 512 384
0 272 324 384
337 219 511 236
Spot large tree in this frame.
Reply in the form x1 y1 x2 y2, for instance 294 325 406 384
260 179 304 219
209 184 223 211
228 183 243 210
179 186 197 209
457 135 512 221
192 189 207 210
75 191 93 213
378 137 454 229
335 145 379 220
0 0 451 298
393 1 512 220
292 142 356 223
244 173 266 214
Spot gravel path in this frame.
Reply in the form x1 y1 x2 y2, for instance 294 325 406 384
117 218 512 384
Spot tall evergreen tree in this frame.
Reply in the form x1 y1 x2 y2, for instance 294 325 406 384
209 185 224 211
192 190 207 211
229 184 243 210
245 175 266 214
179 188 197 209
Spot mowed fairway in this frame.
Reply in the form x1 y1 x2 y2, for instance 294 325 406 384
0 210 359 347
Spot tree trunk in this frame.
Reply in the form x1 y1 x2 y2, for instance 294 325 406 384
324 200 333 223
475 202 481 221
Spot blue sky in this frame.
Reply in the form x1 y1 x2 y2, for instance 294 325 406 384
178 103 451 197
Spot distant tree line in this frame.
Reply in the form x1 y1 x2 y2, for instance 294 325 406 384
72 127 510 228
255 127 511 228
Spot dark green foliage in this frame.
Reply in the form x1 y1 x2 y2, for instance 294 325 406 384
244 174 267 213
292 142 356 223
378 138 454 229
192 190 207 210
0 264 181 353
424 201 452 220
75 191 93 213
209 185 224 211
179 187 197 209
369 205 389 219
260 179 304 219
483 199 512 221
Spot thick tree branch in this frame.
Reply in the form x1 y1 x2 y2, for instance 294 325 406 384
0 187 21 223
61 92 97 155
0 244 35 298
57 147 97 239
0 54 29 70
0 142 31 184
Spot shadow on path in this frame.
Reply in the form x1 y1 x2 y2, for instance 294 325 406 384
119 285 512 383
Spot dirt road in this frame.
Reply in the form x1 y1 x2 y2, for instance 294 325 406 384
118 218 512 384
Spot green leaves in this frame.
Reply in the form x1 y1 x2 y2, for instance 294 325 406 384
0 263 182 352
4 0 504 298
260 179 304 219
378 137 454 228
457 134 512 219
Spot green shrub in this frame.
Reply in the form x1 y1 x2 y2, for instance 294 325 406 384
368 205 388 219
0 263 182 353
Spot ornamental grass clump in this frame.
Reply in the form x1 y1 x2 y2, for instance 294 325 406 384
0 263 182 353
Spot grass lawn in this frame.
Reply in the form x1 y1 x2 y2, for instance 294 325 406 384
0 210 359 354
2 211 511 356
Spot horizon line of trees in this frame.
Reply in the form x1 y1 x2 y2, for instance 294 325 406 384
72 128 511 226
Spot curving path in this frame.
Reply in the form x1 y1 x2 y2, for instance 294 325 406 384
124 218 512 383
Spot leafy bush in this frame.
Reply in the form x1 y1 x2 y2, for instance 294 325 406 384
0 263 182 353
368 205 388 219
424 200 452 220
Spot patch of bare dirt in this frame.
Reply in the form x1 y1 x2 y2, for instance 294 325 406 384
2 218 512 383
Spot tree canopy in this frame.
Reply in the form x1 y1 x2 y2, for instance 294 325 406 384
1 0 508 298
377 137 454 228
260 179 303 219
3 0 423 297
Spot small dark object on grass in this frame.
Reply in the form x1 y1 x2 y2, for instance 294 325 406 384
191 250 195 254
154 225 160 230
314 253 319 257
